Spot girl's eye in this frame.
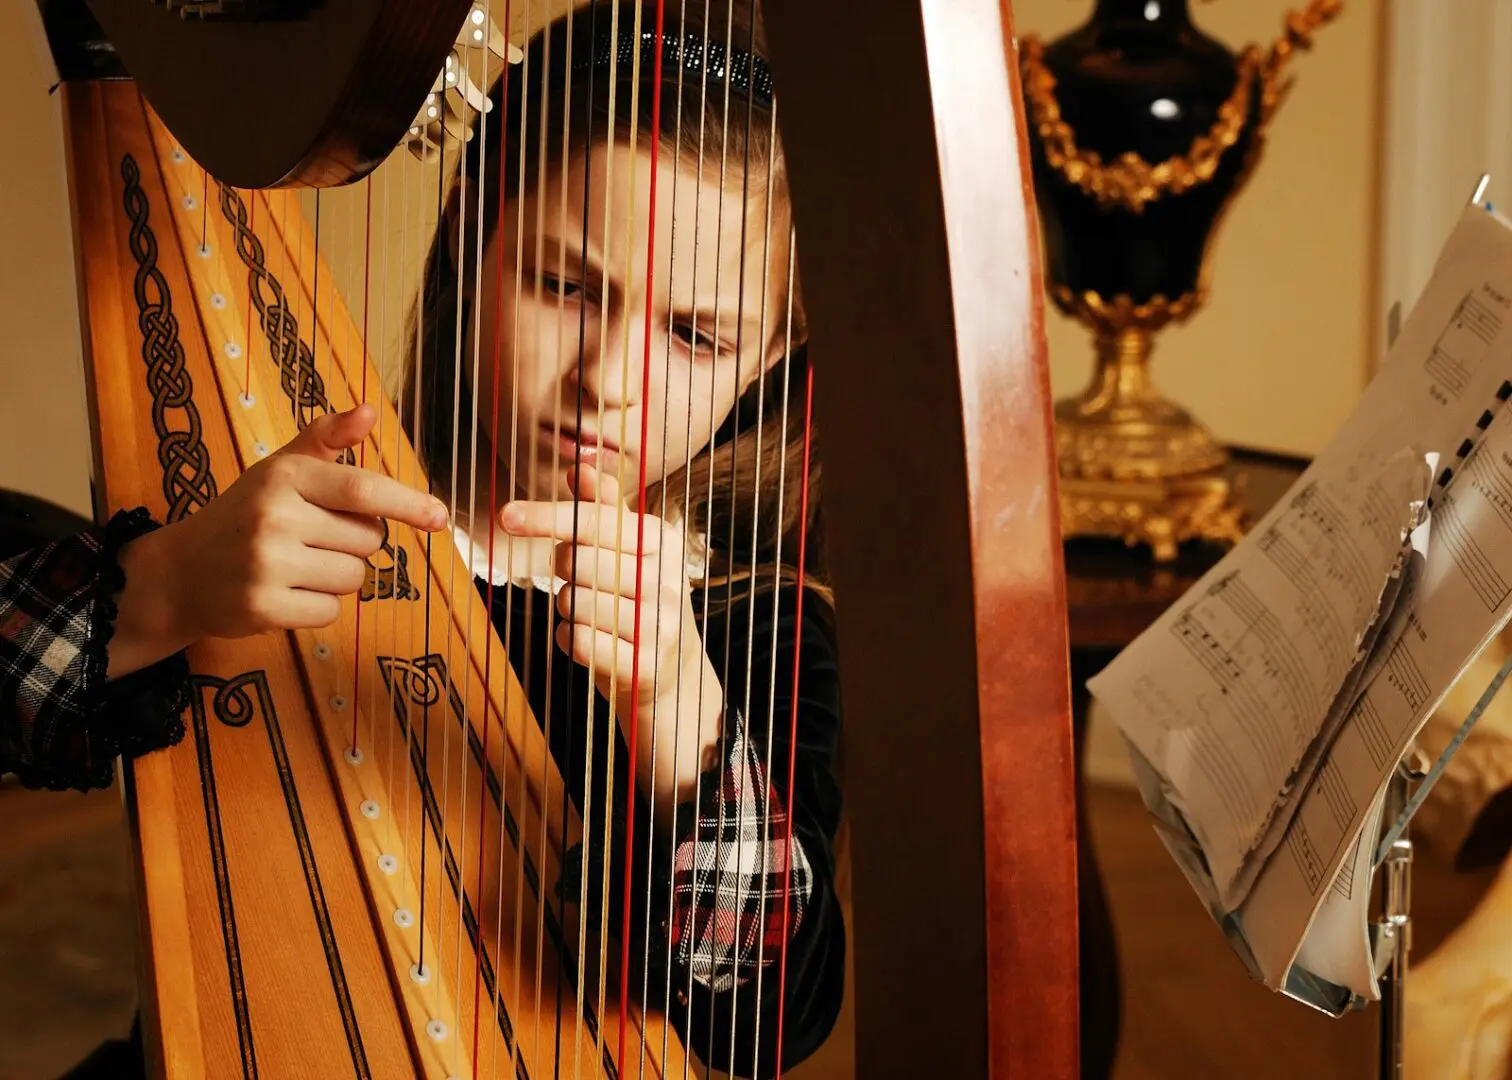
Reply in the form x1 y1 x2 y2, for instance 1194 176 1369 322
673 322 719 355
537 273 582 299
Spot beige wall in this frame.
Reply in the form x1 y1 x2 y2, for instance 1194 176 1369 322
1017 0 1387 458
0 1 1385 520
0 2 93 518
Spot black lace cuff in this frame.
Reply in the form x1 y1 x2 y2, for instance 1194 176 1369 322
84 507 191 783
2 507 190 791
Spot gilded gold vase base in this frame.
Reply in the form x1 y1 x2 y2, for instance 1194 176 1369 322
1055 326 1247 561
1057 471 1247 562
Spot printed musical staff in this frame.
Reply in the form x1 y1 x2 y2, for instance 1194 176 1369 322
1438 486 1512 611
1383 640 1431 714
1427 347 1474 396
1170 611 1286 768
1355 694 1392 771
1257 525 1349 675
1424 289 1502 399
1361 476 1409 550
1171 575 1318 764
1331 839 1357 901
1281 483 1375 622
1314 760 1356 833
1288 820 1325 896
1464 444 1512 535
1190 730 1261 854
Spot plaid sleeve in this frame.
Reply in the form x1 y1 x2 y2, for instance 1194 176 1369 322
0 507 190 792
669 709 813 993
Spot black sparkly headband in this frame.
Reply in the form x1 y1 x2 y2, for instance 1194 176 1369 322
566 23 776 109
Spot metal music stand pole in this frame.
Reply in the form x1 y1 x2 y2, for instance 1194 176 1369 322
1376 748 1426 1080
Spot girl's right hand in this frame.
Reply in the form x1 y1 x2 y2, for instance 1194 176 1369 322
110 405 448 677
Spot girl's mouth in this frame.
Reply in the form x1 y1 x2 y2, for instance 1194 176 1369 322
540 422 618 466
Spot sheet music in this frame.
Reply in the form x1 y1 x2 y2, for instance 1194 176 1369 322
1240 402 1512 991
1090 206 1512 913
1093 448 1425 910
1423 290 1501 398
1287 784 1388 999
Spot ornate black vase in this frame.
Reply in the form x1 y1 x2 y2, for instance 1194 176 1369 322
1021 0 1341 559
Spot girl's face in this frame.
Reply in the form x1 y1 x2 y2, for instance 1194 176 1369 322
470 142 795 506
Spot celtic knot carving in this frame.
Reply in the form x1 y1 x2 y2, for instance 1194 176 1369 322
191 669 273 729
377 653 451 713
217 184 334 438
122 153 219 523
360 519 419 602
217 184 416 602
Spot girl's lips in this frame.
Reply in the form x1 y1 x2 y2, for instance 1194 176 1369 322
539 424 616 466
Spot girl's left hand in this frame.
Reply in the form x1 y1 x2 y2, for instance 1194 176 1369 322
498 465 709 716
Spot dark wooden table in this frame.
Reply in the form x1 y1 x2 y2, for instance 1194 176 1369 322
1063 448 1308 1079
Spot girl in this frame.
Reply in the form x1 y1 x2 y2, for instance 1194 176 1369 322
417 2 845 1074
0 2 843 1077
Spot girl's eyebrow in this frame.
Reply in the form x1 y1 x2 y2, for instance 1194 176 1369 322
668 301 765 345
528 229 773 345
527 232 612 289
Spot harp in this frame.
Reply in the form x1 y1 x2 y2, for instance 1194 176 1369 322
41 0 1079 1076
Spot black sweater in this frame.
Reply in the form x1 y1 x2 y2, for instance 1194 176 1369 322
484 577 846 1078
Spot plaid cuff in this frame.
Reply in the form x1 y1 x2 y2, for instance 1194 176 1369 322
670 710 813 993
0 507 190 791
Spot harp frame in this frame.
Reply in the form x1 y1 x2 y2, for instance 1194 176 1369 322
39 0 1080 1076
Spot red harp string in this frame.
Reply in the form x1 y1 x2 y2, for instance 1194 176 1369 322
619 0 670 1070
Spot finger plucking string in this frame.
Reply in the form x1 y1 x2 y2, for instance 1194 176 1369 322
296 504 387 558
551 544 643 593
554 586 649 642
293 459 450 530
554 622 641 686
287 547 370 595
499 499 661 553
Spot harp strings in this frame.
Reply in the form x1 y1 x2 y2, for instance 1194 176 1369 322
734 81 780 1080
438 17 471 1036
599 0 645 1064
310 191 321 421
618 0 667 1066
772 286 812 1080
563 0 598 1068
402 35 433 1050
695 0 738 1066
642 1 691 1073
243 196 255 393
529 0 568 1066
506 0 544 1066
353 177 373 757
385 136 409 877
721 0 761 1067
572 0 611 1064
414 60 441 987
497 8 535 1056
760 230 797 1080
477 0 514 1067
409 113 429 995
678 3 716 1071
221 5 817 1074
454 0 493 1047
200 168 210 262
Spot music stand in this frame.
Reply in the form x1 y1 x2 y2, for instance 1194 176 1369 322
1372 177 1509 1074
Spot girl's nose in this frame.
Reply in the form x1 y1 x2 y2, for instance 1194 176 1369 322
569 314 647 407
